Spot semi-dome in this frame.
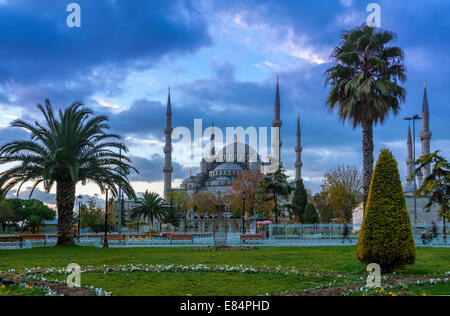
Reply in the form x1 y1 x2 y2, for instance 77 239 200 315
215 176 231 181
214 163 244 171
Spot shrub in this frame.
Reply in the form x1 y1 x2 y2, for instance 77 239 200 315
292 179 308 221
356 149 415 273
304 203 319 224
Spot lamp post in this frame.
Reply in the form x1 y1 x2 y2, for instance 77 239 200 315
241 191 246 234
404 115 422 230
103 185 110 248
443 185 447 244
77 195 83 242
118 147 123 234
437 169 447 243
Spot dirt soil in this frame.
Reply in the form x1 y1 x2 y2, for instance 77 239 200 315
0 271 97 296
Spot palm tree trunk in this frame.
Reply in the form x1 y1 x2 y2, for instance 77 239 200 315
362 119 374 213
56 179 76 246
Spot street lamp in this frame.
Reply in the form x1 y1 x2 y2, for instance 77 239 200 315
77 195 83 242
241 191 246 234
443 185 447 244
103 185 110 248
404 115 422 230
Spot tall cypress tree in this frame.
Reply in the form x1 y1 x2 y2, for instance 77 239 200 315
357 150 415 273
304 203 319 224
292 179 308 222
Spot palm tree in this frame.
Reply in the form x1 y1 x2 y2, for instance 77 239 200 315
324 25 407 210
416 151 449 240
0 100 137 246
130 191 166 232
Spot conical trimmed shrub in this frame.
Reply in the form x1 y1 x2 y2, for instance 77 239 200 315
357 149 415 273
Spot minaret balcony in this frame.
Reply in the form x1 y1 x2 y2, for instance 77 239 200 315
272 120 282 127
164 127 173 134
163 146 173 154
419 131 432 140
163 166 173 173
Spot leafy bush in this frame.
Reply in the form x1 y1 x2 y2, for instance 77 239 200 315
304 203 319 224
356 150 415 272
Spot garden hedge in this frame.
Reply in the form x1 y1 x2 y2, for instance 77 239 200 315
356 149 416 272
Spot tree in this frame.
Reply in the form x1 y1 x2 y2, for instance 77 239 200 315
167 191 191 214
313 191 334 223
0 101 137 245
226 171 271 216
259 168 292 224
162 200 183 228
357 149 415 273
416 151 449 240
0 201 16 232
2 198 56 233
190 192 217 217
291 179 308 222
325 25 407 210
304 203 319 224
322 166 363 224
130 191 166 232
164 191 191 228
80 203 102 233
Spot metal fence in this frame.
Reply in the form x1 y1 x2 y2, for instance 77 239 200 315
1 223 448 250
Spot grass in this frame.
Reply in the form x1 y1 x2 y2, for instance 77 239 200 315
0 246 448 275
42 270 350 296
0 246 448 296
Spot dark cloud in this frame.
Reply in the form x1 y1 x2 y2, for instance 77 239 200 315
130 154 191 182
109 99 165 137
0 0 212 108
7 187 57 205
0 126 29 144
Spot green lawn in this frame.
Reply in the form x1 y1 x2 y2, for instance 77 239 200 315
41 270 350 296
1 246 448 275
0 246 448 296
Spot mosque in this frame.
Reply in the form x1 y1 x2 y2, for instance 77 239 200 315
162 78 302 216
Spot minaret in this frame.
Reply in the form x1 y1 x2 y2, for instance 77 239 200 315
272 75 282 168
210 120 215 158
295 114 302 181
406 125 414 185
420 81 432 178
163 88 173 200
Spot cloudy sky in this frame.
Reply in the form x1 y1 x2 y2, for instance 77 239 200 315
0 0 449 204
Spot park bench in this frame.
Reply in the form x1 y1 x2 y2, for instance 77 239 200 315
20 235 46 241
170 234 193 244
102 234 125 241
20 234 48 246
0 236 24 243
0 236 24 248
240 234 265 244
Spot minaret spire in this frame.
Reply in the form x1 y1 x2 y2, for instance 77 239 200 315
420 81 432 178
210 120 215 157
163 87 173 199
295 114 303 182
406 125 414 185
272 75 282 169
